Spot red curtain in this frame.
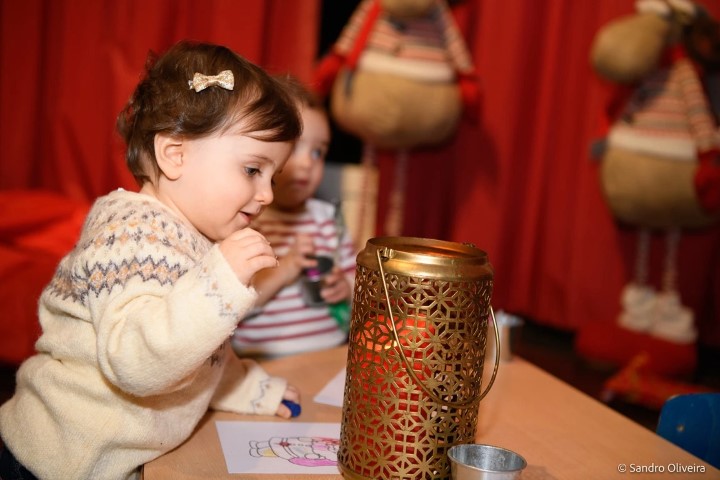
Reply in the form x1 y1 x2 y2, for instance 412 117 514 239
0 0 320 200
375 0 720 347
0 0 321 363
1 0 719 352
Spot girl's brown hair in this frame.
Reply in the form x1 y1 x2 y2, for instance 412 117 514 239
276 74 326 111
117 41 302 185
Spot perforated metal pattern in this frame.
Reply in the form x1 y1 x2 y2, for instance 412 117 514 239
338 263 493 480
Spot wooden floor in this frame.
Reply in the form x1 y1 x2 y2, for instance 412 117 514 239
1 320 718 432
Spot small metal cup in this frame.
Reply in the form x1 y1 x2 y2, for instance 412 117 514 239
448 444 527 480
300 256 334 307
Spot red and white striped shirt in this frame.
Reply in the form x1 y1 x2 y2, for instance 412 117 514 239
232 198 357 357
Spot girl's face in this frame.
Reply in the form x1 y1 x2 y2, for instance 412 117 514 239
271 106 330 212
155 128 293 242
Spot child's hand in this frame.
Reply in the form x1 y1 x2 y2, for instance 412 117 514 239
276 384 301 419
277 234 317 286
219 228 278 286
321 267 352 304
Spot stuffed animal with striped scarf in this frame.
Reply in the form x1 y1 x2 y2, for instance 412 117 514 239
314 0 478 150
313 0 478 234
590 0 720 344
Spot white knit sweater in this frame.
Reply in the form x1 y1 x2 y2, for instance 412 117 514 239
0 189 287 480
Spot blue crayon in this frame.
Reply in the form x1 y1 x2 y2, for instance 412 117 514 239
282 399 302 418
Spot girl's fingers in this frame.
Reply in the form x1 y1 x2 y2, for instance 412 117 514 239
246 255 280 273
218 228 279 284
224 232 275 259
300 256 318 269
276 403 292 419
226 227 265 241
284 384 301 403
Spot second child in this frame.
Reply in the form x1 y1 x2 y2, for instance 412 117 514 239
232 78 356 358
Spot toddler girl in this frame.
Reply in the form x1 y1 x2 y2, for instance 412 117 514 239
0 40 301 480
232 77 356 358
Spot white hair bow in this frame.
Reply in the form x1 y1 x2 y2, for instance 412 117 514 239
188 70 234 92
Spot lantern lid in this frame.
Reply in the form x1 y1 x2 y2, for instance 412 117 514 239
357 236 493 281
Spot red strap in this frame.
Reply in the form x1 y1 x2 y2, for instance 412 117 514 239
346 0 382 71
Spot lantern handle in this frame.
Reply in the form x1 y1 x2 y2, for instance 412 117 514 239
376 249 500 408
481 307 501 401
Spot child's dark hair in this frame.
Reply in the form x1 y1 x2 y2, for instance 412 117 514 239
117 41 302 185
275 74 326 111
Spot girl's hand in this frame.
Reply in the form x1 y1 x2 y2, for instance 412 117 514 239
219 228 278 286
249 234 318 306
321 267 352 304
276 233 317 286
276 384 301 419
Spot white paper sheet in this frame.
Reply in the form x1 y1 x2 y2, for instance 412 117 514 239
312 368 346 407
215 421 341 474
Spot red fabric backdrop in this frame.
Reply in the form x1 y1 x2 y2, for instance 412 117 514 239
0 0 321 363
1 0 719 365
0 0 320 199
374 0 720 348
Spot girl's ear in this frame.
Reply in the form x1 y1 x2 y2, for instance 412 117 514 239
154 133 184 180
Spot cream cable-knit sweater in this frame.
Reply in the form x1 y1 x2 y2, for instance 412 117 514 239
0 189 287 480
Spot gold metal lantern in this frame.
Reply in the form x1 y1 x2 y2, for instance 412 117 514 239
338 237 500 480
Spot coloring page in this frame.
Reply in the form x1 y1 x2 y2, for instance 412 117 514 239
215 421 341 474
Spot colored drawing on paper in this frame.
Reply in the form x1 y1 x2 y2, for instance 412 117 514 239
249 435 339 467
215 421 341 474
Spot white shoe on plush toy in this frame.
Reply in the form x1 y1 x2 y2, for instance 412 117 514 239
618 283 656 332
648 290 698 344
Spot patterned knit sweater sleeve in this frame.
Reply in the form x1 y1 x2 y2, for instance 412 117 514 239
210 353 287 415
39 190 258 397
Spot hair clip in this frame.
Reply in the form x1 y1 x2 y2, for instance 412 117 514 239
188 70 234 92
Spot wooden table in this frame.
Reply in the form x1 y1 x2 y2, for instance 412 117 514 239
143 346 719 479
